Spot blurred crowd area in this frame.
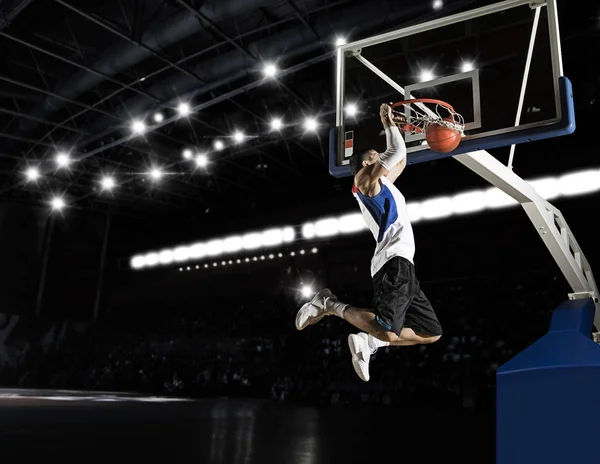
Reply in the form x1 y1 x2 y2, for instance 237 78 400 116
0 271 561 412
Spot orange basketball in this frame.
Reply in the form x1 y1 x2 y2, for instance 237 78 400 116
425 123 461 153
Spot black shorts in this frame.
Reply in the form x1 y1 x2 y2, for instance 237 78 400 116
372 256 442 337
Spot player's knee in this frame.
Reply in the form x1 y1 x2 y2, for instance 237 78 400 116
425 334 441 344
380 331 398 343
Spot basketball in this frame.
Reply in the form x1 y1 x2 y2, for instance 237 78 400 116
425 123 462 153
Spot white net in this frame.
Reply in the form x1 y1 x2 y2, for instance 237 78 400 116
391 100 465 136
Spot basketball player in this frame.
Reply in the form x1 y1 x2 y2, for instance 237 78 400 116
295 103 442 382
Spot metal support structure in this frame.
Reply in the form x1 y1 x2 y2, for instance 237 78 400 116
352 53 437 119
34 214 55 317
454 150 599 330
338 0 538 53
93 210 112 321
335 46 345 167
508 6 541 169
0 31 160 103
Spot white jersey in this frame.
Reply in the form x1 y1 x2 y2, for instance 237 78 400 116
352 175 415 277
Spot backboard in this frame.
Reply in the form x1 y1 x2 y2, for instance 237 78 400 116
329 0 575 178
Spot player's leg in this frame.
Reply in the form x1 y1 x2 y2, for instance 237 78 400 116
347 257 441 381
340 305 440 344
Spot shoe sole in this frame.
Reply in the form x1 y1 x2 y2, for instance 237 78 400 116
348 334 369 382
295 289 332 330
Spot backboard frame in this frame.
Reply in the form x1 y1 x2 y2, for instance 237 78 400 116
329 0 575 178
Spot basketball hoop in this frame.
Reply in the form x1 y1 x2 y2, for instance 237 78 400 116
391 98 465 153
390 98 465 136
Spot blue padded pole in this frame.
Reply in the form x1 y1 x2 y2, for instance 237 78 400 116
496 298 600 464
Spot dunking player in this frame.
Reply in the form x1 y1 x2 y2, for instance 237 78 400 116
295 103 442 381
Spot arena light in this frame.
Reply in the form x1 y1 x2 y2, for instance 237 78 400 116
195 154 208 167
419 69 435 82
177 102 191 117
304 117 318 132
262 228 283 247
433 0 443 10
149 167 163 181
302 223 315 239
312 248 318 253
173 246 191 262
485 187 519 209
213 140 224 151
421 197 454 219
451 190 486 214
144 252 159 267
262 62 278 78
315 217 340 237
153 112 164 123
242 232 262 250
301 285 313 298
131 256 145 269
100 175 116 191
335 36 347 47
223 236 243 253
205 239 224 256
182 148 193 160
158 249 174 264
282 227 295 242
233 130 246 144
25 166 40 182
345 103 358 117
189 243 205 259
557 169 600 196
270 118 283 131
50 196 65 211
131 119 146 135
406 202 423 223
128 167 600 270
55 152 71 168
338 213 365 233
461 61 475 73
529 177 559 200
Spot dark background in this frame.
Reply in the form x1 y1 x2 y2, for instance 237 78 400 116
0 0 598 460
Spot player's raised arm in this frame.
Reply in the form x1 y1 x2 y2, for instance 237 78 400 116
377 104 407 182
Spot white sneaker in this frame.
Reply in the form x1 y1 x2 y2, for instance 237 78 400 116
295 288 335 330
348 332 375 382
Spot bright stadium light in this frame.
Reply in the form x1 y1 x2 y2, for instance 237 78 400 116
55 152 71 168
233 130 246 144
100 176 116 191
195 154 208 168
335 36 347 46
25 166 40 182
50 196 65 211
177 102 191 116
270 117 283 131
304 117 318 132
461 61 475 73
182 148 193 160
345 103 358 117
153 112 164 123
420 69 435 82
262 62 278 78
433 0 443 9
131 119 146 135
213 140 224 151
150 167 163 181
301 285 313 298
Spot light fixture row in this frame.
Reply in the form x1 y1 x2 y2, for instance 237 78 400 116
178 247 319 271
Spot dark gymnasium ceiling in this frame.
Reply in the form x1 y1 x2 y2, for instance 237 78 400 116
0 0 598 219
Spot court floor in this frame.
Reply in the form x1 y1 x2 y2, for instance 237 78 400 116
0 389 491 463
